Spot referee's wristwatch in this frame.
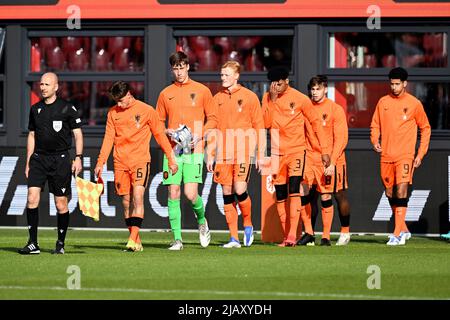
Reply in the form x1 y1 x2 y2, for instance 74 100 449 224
75 154 83 160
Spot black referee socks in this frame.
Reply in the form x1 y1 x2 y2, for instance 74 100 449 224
26 207 39 243
57 212 70 243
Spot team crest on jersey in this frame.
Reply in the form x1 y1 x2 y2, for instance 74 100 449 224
190 93 196 106
52 120 62 132
289 102 295 114
403 108 408 120
385 177 389 183
163 171 169 180
135 115 141 128
215 171 220 178
237 99 243 112
322 113 328 126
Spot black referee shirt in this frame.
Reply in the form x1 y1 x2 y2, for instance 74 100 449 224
28 97 82 154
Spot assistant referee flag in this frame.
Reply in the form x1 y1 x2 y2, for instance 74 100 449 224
76 176 104 221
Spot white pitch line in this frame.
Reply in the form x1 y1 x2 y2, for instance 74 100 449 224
0 285 447 300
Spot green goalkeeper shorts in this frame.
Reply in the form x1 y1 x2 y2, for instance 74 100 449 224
162 153 204 185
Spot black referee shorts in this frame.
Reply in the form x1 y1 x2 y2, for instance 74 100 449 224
27 151 72 197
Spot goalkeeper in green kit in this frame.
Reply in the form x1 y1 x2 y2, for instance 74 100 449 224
156 52 218 250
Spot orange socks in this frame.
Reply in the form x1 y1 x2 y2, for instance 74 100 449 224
394 206 407 237
238 195 252 228
276 200 287 238
340 226 350 233
130 226 141 243
224 203 239 240
321 201 334 240
286 195 301 243
126 219 141 244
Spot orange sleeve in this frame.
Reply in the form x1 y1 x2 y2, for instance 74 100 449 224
155 92 167 125
370 101 381 147
261 93 272 129
330 105 348 165
302 97 330 155
149 107 176 166
250 93 266 161
96 109 115 168
415 101 431 160
203 89 218 133
205 95 220 159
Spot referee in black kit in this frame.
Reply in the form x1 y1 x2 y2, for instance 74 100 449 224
19 72 83 255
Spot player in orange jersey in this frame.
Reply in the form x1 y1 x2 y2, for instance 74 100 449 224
262 67 331 247
371 67 431 246
206 60 266 248
156 51 217 251
94 81 178 252
299 117 321 246
299 75 350 246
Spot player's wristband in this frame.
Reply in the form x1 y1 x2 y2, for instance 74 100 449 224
75 154 83 160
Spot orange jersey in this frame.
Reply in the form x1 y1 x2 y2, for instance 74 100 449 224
262 86 330 156
304 117 323 166
311 98 348 166
370 92 431 162
96 99 175 170
156 79 217 153
211 85 265 162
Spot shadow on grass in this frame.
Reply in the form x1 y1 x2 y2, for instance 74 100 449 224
344 238 387 244
72 243 125 251
0 247 86 254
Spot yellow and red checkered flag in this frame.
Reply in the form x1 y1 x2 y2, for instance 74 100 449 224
76 176 104 222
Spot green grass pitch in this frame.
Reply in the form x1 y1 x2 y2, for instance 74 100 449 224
0 228 449 300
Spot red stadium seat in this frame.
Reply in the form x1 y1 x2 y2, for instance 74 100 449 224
95 37 108 50
113 48 132 71
188 36 211 52
130 81 144 98
183 46 198 68
221 50 243 65
71 81 90 101
237 36 262 50
58 82 71 100
39 37 58 59
133 37 144 56
364 54 377 68
214 36 234 55
31 43 41 72
245 49 264 71
108 36 131 56
45 46 65 71
31 82 41 105
196 49 219 71
61 36 83 58
94 49 110 71
382 54 396 68
68 48 89 71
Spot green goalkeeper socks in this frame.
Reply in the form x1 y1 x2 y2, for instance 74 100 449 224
168 198 182 241
192 195 206 225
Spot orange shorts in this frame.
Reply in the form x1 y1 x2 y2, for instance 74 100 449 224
114 162 150 196
380 159 414 189
271 151 306 185
214 163 251 186
303 155 319 186
304 162 348 194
